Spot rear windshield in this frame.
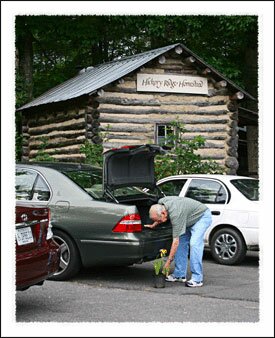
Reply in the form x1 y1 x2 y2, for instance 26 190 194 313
230 179 259 201
63 169 104 199
63 169 156 200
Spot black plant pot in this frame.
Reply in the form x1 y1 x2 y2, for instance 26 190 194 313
153 273 166 288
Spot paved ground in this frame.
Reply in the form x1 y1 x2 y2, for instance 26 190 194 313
6 251 274 337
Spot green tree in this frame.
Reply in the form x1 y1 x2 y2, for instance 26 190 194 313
15 15 258 161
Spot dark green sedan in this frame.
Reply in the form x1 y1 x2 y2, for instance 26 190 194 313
16 145 172 280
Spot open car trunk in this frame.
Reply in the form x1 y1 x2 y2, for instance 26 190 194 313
103 145 169 228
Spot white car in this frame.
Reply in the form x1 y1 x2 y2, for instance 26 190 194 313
157 174 259 265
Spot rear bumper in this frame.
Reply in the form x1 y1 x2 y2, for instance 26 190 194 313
79 234 172 267
16 240 60 290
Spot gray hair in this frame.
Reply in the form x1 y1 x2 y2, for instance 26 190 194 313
149 204 166 219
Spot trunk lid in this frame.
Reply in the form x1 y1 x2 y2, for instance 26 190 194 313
103 144 165 194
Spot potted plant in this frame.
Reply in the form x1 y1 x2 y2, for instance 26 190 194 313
153 249 169 288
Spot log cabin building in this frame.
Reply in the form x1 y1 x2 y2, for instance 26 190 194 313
18 43 258 177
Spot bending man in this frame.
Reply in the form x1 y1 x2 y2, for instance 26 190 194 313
145 196 212 287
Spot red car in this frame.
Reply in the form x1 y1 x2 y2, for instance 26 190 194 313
16 203 60 291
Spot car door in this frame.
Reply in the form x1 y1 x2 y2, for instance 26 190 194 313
180 178 229 227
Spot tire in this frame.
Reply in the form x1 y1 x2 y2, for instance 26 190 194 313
210 227 247 265
48 229 81 281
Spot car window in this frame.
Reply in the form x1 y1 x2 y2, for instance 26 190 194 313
16 169 37 200
230 179 259 201
32 175 51 201
158 179 187 196
185 179 227 204
16 168 50 201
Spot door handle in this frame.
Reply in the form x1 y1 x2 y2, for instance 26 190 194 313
211 211 220 215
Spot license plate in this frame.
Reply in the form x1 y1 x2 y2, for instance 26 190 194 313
16 227 34 245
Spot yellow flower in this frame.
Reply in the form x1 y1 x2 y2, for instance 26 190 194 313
160 249 167 257
153 249 168 275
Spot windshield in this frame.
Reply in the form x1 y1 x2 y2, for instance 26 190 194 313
63 169 156 200
230 179 259 201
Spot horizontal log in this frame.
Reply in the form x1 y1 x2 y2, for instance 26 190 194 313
29 143 84 156
195 148 226 159
28 110 85 128
139 67 165 74
98 105 228 116
106 133 153 141
29 136 85 150
96 96 228 108
201 140 224 149
100 122 228 133
99 123 153 133
28 118 86 135
100 91 228 103
159 64 184 71
99 113 229 124
30 129 86 142
181 132 227 140
51 154 86 162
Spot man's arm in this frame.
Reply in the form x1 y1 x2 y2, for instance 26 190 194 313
163 237 179 275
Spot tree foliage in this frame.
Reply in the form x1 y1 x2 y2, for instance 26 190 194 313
15 15 258 162
16 15 258 108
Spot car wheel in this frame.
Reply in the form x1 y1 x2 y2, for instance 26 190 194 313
210 227 246 265
48 229 81 281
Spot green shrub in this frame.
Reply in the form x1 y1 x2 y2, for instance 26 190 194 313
80 141 103 167
155 121 224 180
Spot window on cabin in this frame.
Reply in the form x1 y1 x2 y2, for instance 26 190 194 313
155 124 175 145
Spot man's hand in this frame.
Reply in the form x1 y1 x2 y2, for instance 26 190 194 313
162 261 171 276
144 222 158 229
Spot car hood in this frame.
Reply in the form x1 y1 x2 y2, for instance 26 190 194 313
103 144 165 190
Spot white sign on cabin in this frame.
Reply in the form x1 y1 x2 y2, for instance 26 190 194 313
137 73 208 95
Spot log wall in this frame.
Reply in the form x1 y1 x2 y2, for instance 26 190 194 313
88 56 240 174
22 108 88 162
22 53 240 174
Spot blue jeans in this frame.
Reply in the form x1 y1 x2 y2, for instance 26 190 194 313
173 209 212 282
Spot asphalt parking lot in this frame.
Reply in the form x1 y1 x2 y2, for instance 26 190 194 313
16 251 259 324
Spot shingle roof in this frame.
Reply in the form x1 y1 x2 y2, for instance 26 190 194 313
18 42 255 111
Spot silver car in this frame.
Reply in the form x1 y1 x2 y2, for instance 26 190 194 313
16 145 172 280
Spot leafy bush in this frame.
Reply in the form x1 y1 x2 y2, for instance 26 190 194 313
155 121 224 180
80 141 103 167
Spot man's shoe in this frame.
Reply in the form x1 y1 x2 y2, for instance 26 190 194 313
165 274 186 282
185 279 203 287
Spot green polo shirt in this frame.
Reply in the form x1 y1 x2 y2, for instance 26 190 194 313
158 196 208 238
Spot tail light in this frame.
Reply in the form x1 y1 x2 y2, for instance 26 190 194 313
112 213 142 233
